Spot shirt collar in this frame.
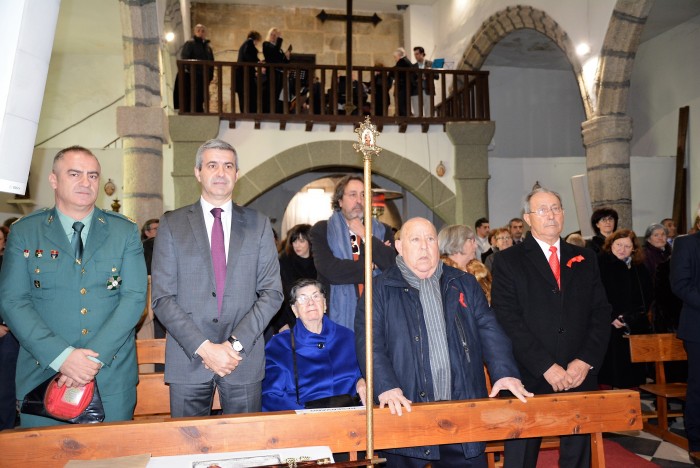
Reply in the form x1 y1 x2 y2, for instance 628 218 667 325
532 235 561 256
55 207 94 239
200 196 233 215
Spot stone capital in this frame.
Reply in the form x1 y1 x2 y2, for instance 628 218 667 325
168 115 220 142
446 121 495 146
581 115 632 148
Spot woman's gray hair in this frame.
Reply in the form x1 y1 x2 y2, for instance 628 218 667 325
644 223 668 241
522 187 563 215
288 278 325 304
438 224 475 256
195 139 238 171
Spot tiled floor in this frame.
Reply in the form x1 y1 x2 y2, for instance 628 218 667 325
604 394 693 467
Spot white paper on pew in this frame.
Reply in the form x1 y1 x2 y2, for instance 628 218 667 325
294 405 365 414
147 446 333 467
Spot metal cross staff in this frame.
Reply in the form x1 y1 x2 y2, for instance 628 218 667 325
353 116 382 461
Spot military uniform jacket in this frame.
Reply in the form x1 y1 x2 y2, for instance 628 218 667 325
0 208 147 398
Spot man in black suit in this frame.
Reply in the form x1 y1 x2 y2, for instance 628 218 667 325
671 219 700 465
236 31 262 114
491 187 611 468
392 48 416 117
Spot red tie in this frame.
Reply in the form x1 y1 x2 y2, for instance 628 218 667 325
549 245 560 288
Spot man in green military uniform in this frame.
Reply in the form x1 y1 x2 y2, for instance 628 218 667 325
0 146 147 427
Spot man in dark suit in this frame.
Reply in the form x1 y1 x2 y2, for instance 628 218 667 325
152 139 283 417
392 47 417 117
0 146 147 427
236 31 262 114
671 222 700 464
491 187 611 468
178 24 215 113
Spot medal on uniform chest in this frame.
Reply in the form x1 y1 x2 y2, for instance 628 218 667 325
35 250 43 258
50 250 59 259
23 250 29 258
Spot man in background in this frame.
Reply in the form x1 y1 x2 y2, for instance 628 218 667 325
509 217 525 245
177 24 215 113
412 46 437 117
310 175 396 331
474 217 491 262
662 218 678 247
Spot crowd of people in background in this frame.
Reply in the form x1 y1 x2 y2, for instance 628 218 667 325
2 139 700 466
177 23 442 118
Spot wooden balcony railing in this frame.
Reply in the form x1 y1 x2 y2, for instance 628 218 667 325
176 60 490 130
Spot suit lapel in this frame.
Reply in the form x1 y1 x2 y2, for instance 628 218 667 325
42 208 72 253
523 235 559 289
559 240 578 291
226 204 246 289
82 208 108 265
188 201 216 288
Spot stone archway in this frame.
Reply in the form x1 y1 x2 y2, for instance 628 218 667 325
459 5 593 119
232 140 457 225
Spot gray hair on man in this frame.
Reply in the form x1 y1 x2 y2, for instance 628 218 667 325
195 139 238 171
522 187 563 214
395 47 406 58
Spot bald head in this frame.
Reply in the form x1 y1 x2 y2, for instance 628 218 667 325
396 217 439 279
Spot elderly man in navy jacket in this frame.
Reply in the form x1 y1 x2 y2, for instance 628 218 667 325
356 217 531 467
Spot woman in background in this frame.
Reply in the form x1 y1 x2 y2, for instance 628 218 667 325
642 223 672 279
585 208 618 254
597 229 652 389
438 224 477 271
266 224 316 339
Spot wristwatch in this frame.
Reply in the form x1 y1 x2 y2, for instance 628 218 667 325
227 336 244 352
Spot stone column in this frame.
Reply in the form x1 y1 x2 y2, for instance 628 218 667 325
117 0 165 226
445 121 495 225
168 115 220 208
581 115 633 229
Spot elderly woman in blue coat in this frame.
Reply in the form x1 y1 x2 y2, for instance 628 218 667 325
262 278 366 411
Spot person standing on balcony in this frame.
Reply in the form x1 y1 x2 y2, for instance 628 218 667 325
177 24 214 113
236 31 263 114
392 48 416 117
412 46 437 118
262 28 291 114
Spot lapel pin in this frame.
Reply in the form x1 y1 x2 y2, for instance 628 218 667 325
23 250 30 258
47 215 54 224
50 250 59 259
98 217 105 224
35 250 43 258
34 280 41 288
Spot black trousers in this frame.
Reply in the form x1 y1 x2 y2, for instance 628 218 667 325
685 340 700 451
380 445 486 468
0 332 19 430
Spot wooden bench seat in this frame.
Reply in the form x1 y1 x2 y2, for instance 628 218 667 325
628 333 688 449
0 390 642 468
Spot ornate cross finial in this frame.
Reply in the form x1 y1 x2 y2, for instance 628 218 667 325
353 116 382 161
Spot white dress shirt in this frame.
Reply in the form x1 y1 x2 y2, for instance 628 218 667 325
532 236 561 262
200 196 233 262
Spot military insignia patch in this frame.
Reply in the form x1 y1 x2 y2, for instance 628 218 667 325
106 275 122 290
23 250 30 258
35 250 43 258
34 280 41 288
51 250 59 259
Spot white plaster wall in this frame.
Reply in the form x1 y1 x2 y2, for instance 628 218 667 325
485 65 586 158
34 53 124 149
404 5 436 59
488 156 675 236
432 0 616 97
629 14 700 227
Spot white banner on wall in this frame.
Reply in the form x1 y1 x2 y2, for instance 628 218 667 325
0 0 60 195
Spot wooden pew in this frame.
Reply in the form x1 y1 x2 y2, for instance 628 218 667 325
628 333 688 449
0 390 642 467
134 338 221 418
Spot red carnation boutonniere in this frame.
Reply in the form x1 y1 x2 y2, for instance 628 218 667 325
459 292 467 308
566 255 585 268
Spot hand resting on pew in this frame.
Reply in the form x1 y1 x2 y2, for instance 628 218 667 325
489 377 533 403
